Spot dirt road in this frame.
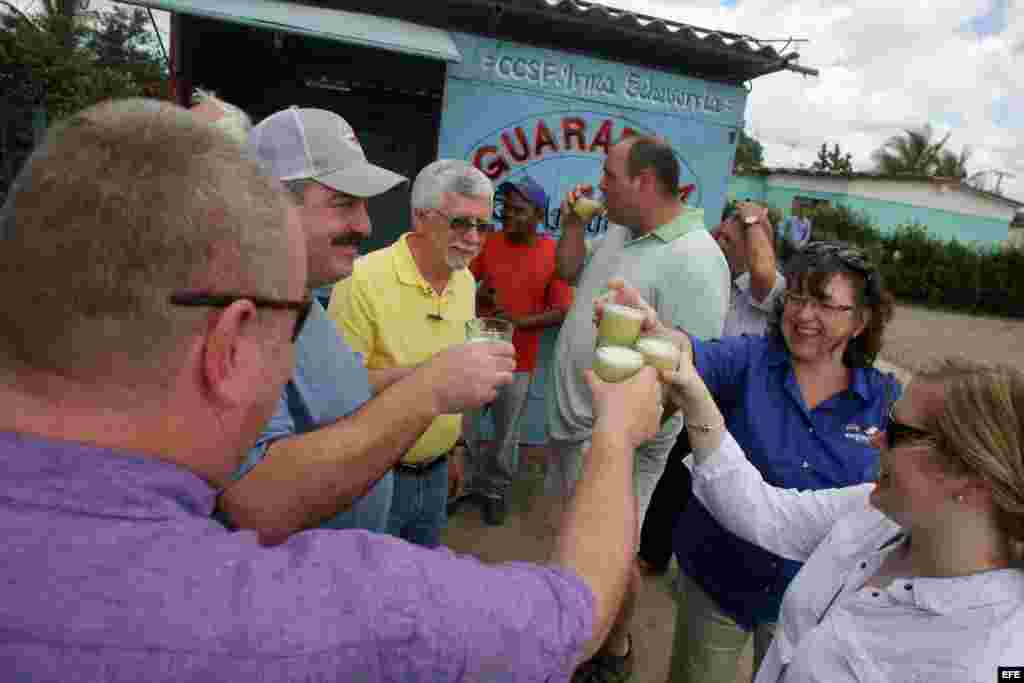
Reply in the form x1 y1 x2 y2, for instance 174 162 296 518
880 304 1024 375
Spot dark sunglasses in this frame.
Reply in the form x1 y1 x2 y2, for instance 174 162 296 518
429 209 495 235
886 403 930 449
169 291 313 342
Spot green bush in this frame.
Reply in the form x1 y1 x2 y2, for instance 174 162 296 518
809 204 884 245
769 204 1023 319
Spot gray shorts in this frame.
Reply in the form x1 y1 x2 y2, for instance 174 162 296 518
545 415 682 531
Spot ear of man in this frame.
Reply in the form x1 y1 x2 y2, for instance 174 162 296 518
200 300 266 407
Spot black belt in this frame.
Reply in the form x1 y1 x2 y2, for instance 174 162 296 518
394 453 448 476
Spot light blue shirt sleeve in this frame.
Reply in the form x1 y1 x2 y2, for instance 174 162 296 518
235 389 296 480
231 300 371 483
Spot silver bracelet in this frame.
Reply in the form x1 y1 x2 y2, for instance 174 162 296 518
686 420 725 433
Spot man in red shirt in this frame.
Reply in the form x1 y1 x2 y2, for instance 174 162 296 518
460 175 573 525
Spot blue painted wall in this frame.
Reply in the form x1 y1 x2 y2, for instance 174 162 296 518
441 32 747 443
727 175 766 203
727 176 1010 245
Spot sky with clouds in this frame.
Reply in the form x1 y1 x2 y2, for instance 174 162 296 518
8 0 1022 202
600 0 1023 202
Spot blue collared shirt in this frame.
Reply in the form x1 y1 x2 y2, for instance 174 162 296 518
227 300 392 532
674 334 900 629
239 300 371 474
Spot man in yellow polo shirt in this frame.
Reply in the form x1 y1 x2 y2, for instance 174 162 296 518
329 159 494 546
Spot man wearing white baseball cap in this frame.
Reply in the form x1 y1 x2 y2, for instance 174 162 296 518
216 106 516 544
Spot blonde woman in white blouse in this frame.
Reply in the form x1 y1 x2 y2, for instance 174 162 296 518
595 281 1024 683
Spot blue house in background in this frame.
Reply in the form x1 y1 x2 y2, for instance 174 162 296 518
729 168 1024 247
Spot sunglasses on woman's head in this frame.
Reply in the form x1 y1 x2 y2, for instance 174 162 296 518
799 241 881 301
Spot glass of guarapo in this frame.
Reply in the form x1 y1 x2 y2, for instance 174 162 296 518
593 307 681 384
466 317 514 343
572 196 604 222
596 303 645 348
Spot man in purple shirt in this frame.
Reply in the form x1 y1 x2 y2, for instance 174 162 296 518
0 98 665 681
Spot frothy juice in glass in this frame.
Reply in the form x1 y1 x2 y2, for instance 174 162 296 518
573 197 604 222
466 317 514 343
597 303 645 348
635 336 680 372
593 346 645 383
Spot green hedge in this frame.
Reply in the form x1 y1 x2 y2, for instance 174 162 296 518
780 204 1024 319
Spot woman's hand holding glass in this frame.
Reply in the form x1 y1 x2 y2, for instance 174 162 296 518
593 278 694 385
591 278 724 452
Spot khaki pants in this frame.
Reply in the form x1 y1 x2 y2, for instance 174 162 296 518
669 573 776 683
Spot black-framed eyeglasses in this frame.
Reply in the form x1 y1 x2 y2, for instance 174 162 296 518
428 209 496 235
169 291 313 342
886 403 930 449
783 292 856 317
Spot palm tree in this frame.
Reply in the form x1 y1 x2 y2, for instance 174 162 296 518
871 124 950 175
935 146 972 179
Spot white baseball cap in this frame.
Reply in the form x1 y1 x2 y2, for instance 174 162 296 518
248 107 407 197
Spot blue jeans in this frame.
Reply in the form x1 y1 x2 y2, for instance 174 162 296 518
320 470 394 533
387 459 449 547
463 372 532 500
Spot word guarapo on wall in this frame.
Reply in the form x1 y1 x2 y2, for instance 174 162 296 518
480 53 735 115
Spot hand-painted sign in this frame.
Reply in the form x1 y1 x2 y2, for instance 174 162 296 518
450 32 744 124
439 32 747 239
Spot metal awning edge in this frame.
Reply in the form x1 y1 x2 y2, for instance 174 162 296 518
121 0 462 62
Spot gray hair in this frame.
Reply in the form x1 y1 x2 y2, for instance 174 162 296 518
191 89 253 146
411 159 492 210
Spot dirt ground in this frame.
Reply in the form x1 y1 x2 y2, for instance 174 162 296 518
880 304 1024 376
442 304 1024 683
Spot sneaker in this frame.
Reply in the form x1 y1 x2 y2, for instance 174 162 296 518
481 495 507 526
571 636 633 683
446 492 470 516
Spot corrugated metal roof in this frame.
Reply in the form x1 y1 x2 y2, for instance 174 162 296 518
532 0 795 64
314 0 815 84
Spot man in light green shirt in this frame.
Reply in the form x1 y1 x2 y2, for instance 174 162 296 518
547 134 730 683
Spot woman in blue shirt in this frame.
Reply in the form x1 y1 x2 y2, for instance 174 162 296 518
668 241 901 683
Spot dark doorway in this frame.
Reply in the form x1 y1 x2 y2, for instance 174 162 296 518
183 16 445 253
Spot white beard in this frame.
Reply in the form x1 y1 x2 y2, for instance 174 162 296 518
445 250 475 271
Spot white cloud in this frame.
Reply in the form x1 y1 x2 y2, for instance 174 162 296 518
599 0 1023 202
